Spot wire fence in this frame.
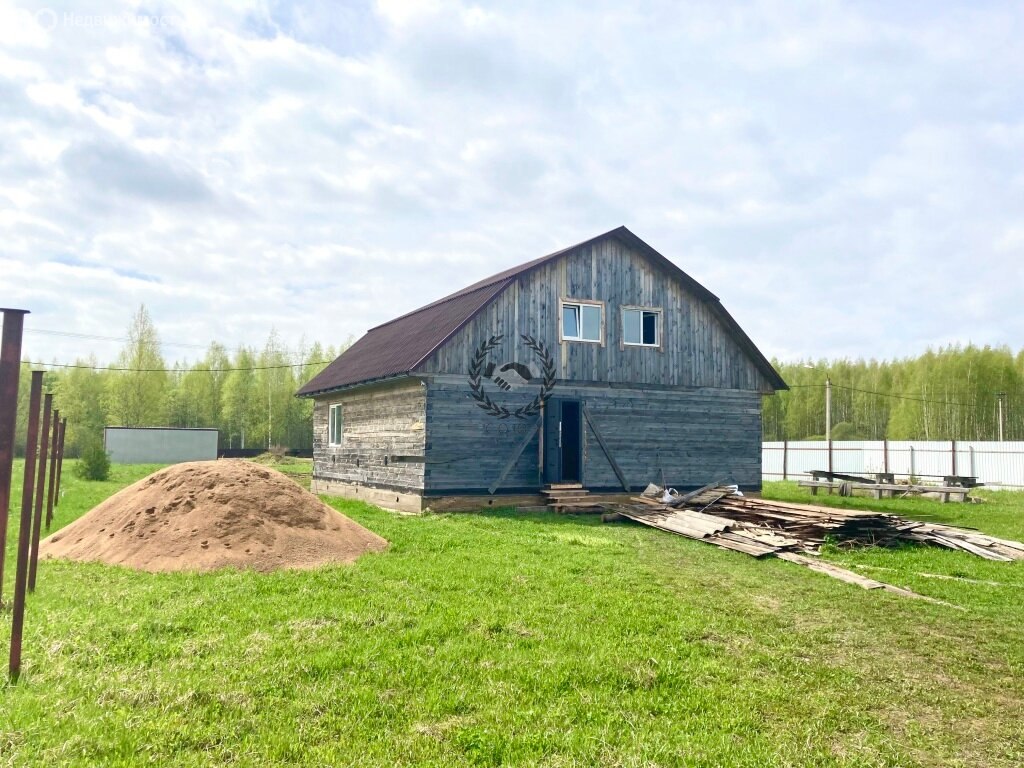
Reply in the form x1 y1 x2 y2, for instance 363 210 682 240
763 440 1024 490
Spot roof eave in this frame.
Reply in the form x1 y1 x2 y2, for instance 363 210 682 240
295 373 418 399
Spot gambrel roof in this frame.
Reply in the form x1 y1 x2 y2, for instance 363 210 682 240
297 227 786 396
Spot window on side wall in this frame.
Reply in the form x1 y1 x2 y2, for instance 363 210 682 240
623 307 661 347
561 300 603 343
329 403 343 446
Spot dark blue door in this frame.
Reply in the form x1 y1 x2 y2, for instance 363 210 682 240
544 399 583 484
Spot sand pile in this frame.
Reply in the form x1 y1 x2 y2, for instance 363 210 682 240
40 460 387 572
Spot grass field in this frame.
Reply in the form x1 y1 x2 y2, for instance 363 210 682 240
2 462 1023 767
246 453 314 489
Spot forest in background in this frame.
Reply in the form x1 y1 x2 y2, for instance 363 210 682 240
11 306 341 457
10 305 1024 456
766 347 1024 442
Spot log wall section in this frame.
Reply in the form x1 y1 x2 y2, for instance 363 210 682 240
312 378 426 492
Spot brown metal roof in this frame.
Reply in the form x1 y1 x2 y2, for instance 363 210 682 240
296 226 786 396
295 278 512 396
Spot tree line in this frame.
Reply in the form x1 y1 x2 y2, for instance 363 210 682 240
12 306 344 457
765 345 1024 441
12 307 1023 454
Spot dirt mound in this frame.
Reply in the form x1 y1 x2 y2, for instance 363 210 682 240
40 460 387 572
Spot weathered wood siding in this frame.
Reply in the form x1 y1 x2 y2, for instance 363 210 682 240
418 237 772 392
579 385 762 491
422 375 762 493
312 378 427 491
425 378 542 493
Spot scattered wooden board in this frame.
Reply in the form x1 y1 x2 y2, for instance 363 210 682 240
604 484 1024 603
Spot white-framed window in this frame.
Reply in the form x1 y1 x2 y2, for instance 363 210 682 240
560 299 604 344
329 403 343 446
622 307 662 347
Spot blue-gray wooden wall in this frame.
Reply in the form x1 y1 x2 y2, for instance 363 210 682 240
423 375 763 494
417 237 773 393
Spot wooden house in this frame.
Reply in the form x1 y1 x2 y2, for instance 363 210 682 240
297 227 786 512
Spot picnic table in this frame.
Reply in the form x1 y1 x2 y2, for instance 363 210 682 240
809 470 982 488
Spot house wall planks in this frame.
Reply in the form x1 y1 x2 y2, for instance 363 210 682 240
420 375 763 494
418 238 772 393
312 378 427 492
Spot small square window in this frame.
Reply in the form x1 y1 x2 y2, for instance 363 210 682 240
561 301 603 343
623 308 661 347
329 403 343 446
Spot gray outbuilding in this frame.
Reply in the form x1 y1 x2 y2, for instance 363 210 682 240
104 427 219 464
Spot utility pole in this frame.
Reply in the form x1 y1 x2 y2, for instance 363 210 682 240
997 392 1006 442
825 376 832 442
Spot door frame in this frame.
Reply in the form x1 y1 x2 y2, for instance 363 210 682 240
544 397 584 485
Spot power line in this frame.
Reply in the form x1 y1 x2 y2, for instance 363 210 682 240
21 360 331 373
24 327 213 350
783 382 1013 409
832 383 974 408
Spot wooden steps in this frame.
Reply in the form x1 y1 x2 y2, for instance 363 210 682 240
542 484 604 513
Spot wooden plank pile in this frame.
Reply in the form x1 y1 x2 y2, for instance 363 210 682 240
616 487 1024 561
608 486 1024 600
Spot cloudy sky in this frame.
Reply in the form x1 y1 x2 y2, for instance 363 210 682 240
1 0 1022 368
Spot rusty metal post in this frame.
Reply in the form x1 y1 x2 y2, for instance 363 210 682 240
45 408 58 531
9 370 43 681
782 439 788 481
883 438 889 474
950 439 957 477
54 418 66 506
28 393 52 592
828 438 834 476
0 307 29 606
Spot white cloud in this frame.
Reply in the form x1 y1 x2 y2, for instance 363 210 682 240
0 0 1022 369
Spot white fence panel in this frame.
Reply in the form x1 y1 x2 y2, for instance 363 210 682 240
961 442 1024 489
762 441 1024 489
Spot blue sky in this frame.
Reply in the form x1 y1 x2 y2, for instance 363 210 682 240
1 0 1022 366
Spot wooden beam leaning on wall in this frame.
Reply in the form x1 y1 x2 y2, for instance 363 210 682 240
489 418 541 495
582 406 629 491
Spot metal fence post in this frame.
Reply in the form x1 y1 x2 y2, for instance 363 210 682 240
29 393 52 592
0 307 29 606
45 409 58 531
951 439 957 477
54 418 66 506
910 445 916 479
828 438 834 475
883 439 889 475
782 440 788 480
9 370 43 681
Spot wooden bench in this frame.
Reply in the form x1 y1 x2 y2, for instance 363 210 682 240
798 480 844 496
798 480 970 503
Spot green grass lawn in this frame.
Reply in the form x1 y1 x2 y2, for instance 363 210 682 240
247 454 313 489
2 464 1023 767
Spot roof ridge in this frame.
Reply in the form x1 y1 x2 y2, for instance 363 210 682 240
366 226 630 332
